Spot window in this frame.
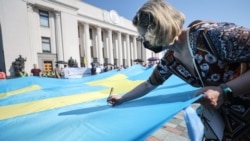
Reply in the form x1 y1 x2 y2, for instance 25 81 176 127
42 37 51 53
39 10 49 27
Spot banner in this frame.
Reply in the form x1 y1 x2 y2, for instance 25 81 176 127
63 67 91 78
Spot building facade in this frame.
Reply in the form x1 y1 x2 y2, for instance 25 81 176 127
0 0 160 77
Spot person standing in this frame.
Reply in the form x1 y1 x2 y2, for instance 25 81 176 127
30 64 41 77
61 64 68 78
0 69 6 80
54 64 61 78
19 68 28 77
90 62 97 75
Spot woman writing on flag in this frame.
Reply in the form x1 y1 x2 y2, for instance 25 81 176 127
107 0 250 140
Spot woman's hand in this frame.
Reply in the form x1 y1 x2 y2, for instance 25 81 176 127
195 86 224 109
107 95 123 106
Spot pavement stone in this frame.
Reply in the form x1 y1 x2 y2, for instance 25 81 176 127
146 104 200 141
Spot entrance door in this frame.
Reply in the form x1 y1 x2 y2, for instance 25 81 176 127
43 61 52 72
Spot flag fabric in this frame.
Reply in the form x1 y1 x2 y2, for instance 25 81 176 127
0 65 202 141
183 106 204 141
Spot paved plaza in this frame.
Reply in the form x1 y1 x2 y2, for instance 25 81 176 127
147 104 200 141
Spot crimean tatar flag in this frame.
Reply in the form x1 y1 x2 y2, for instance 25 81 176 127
0 65 201 141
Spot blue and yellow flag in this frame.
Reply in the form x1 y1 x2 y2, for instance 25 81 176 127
0 65 200 141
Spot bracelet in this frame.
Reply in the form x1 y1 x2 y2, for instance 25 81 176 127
219 83 233 105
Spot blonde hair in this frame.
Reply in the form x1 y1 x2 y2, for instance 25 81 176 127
133 0 185 46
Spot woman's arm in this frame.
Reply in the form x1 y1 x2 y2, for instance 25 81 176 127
120 81 157 103
107 81 157 105
227 69 250 96
196 70 250 109
108 56 173 106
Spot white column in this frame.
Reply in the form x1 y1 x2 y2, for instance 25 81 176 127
123 39 127 66
83 23 91 68
114 32 119 65
130 41 134 65
27 4 36 65
142 40 145 61
97 27 103 64
104 32 109 63
79 25 84 57
133 36 137 64
55 12 63 61
139 38 143 59
117 32 123 66
93 28 98 60
108 29 114 64
126 34 131 67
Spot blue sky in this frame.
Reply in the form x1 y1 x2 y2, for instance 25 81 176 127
82 0 250 28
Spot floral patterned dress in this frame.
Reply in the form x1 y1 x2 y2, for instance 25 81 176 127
149 22 250 140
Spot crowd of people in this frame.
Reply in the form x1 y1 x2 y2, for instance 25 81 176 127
1 62 134 80
90 62 128 75
30 64 68 78
0 63 69 80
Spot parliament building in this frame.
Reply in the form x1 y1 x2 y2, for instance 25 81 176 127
0 0 161 77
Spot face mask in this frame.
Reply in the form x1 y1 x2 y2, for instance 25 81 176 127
135 11 163 53
143 41 166 53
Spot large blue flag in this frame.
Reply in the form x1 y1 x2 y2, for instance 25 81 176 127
0 65 202 141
